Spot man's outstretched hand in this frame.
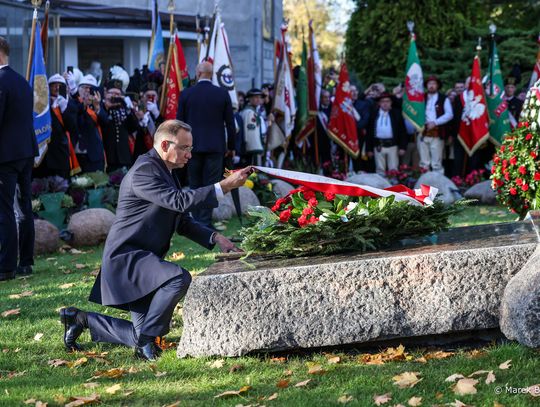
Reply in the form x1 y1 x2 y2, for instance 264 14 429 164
214 233 243 253
219 167 252 194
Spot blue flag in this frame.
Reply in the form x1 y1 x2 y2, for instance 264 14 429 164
30 21 52 166
148 9 165 72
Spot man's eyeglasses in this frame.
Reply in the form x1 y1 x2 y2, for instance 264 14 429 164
166 140 193 152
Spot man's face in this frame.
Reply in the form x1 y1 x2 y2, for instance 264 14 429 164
505 84 516 97
249 95 262 106
350 86 358 101
107 88 123 106
49 83 60 98
163 129 193 169
143 90 158 104
379 97 392 112
454 82 465 95
427 80 439 93
79 85 90 98
321 91 330 106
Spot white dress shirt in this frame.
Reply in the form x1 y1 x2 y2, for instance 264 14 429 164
0 64 8 70
375 110 393 139
426 93 453 125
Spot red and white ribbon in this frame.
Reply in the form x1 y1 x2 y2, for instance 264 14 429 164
253 166 438 206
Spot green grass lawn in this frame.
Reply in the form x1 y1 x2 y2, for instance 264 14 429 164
1 205 539 406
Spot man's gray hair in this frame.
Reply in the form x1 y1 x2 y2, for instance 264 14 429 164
153 119 192 146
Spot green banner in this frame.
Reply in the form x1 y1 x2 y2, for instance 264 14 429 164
402 35 425 131
294 40 310 143
486 40 511 145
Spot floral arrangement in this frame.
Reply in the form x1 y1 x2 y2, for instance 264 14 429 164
386 165 427 189
31 176 69 197
491 81 540 218
243 172 277 207
240 186 466 257
70 175 93 189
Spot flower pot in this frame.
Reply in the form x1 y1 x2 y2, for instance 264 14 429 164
87 188 105 208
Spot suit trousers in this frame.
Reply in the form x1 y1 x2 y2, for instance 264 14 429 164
187 152 223 226
0 158 34 272
417 136 444 174
87 271 192 347
374 146 399 176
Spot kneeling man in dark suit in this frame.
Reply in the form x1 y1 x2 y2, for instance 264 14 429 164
60 120 250 361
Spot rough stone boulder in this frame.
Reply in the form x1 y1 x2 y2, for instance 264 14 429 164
270 179 294 198
68 208 115 247
346 173 391 189
464 180 497 205
212 195 235 221
178 221 538 357
500 212 540 347
34 219 60 255
415 172 461 205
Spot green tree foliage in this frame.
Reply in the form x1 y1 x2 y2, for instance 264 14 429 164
346 0 540 90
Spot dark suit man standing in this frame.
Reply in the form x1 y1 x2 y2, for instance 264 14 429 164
0 37 38 281
60 120 250 361
176 61 236 227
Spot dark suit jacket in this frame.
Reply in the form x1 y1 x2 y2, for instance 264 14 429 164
366 108 407 152
176 80 236 154
89 147 218 309
73 101 107 163
101 106 140 167
0 66 38 164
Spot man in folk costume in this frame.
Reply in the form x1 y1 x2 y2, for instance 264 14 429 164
73 74 107 172
504 76 524 122
240 88 265 165
101 77 140 171
134 81 163 160
34 74 79 179
366 92 407 175
418 75 454 174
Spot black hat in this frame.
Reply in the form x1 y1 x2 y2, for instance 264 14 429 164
261 83 274 91
247 88 263 98
141 81 159 93
375 92 393 102
505 76 517 86
424 75 442 88
105 79 123 91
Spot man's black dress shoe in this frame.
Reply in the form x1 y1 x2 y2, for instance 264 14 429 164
0 270 16 281
60 307 84 352
135 342 159 361
16 266 33 276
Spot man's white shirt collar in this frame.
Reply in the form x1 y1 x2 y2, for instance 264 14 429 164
0 64 8 70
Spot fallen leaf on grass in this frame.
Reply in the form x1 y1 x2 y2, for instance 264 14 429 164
453 378 478 396
393 372 422 389
283 369 293 376
1 308 20 317
59 283 75 289
467 349 487 359
123 390 135 397
169 252 185 261
105 384 121 394
154 371 167 377
276 379 289 388
270 356 286 364
69 357 88 369
499 360 512 370
229 364 244 373
485 371 496 384
337 394 354 404
267 393 278 401
34 333 44 341
89 269 100 277
75 264 86 269
307 363 327 375
445 373 465 382
70 248 84 254
214 385 251 398
527 384 540 397
46 257 56 261
6 371 26 378
435 392 444 399
468 370 490 377
91 368 127 379
493 402 505 407
327 356 341 364
373 393 392 405
408 396 422 406
359 345 409 365
294 379 311 387
48 359 70 367
82 382 99 389
9 290 33 299
64 393 100 407
448 400 474 407
207 359 225 369
424 350 455 360
163 402 180 407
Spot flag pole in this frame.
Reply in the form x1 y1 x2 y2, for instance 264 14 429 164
160 0 175 114
41 0 49 64
26 0 42 81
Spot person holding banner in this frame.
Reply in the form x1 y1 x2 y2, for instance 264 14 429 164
0 37 38 281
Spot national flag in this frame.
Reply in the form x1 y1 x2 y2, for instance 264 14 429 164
294 39 315 145
148 0 165 72
163 32 189 120
486 38 510 145
528 34 540 90
458 55 490 156
402 31 425 131
307 20 322 114
207 13 238 109
30 21 52 167
327 62 359 158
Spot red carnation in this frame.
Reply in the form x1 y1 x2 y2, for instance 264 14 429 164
298 215 308 228
516 178 523 186
510 187 517 195
309 216 319 224
491 166 496 174
302 189 316 201
526 133 533 141
308 198 318 207
279 209 292 223
324 192 336 201
519 165 527 175
302 207 314 216
531 151 538 159
522 184 529 192
510 156 517 166
535 172 540 181
509 145 514 152
502 159 508 168
505 172 511 181
500 145 506 152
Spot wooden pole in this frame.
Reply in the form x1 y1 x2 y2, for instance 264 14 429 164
159 9 175 114
26 9 38 81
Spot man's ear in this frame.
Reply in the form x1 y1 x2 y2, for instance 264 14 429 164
161 140 169 152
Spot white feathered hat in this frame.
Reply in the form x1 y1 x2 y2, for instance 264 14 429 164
109 65 130 93
48 73 66 85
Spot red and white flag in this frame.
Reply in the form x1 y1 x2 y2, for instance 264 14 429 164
458 55 490 156
307 20 322 114
163 32 189 120
528 34 540 89
327 62 359 157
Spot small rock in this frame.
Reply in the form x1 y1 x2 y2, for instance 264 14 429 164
34 219 60 255
68 208 115 247
346 173 391 189
464 180 497 205
271 180 295 198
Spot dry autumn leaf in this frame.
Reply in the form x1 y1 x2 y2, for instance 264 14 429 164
283 369 293 376
23 399 36 405
2 308 21 317
445 373 465 382
327 356 341 364
229 364 243 373
485 371 496 384
307 364 327 375
105 383 121 394
64 393 100 407
468 370 490 377
493 402 505 407
82 383 99 389
270 356 286 364
448 400 474 407
75 264 86 269
359 345 409 365
467 349 487 358
207 359 225 369
373 393 392 405
453 378 479 396
34 333 44 341
408 396 422 406
70 248 84 254
276 379 290 388
294 379 311 387
337 394 354 404
59 283 75 289
91 367 127 379
424 350 455 360
48 359 69 368
69 357 88 369
527 384 540 397
267 392 278 401
214 385 251 398
499 360 512 370
393 372 422 389
9 290 33 299
170 252 185 261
